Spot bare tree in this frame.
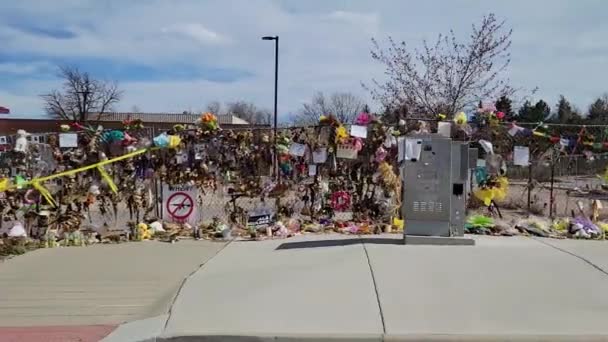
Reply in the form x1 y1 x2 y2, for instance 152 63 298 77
205 101 222 115
366 13 512 118
225 101 272 125
42 66 122 122
298 91 365 124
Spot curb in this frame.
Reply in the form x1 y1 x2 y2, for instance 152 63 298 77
102 320 608 342
101 315 167 342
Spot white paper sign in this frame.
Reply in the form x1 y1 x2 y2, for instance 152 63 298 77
308 164 317 176
59 133 78 148
175 152 187 164
194 144 205 160
437 122 451 137
404 139 422 161
513 146 530 166
350 125 368 139
0 136 6 145
289 143 307 157
312 148 327 164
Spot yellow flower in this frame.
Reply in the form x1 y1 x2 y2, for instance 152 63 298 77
0 178 10 192
453 112 467 125
335 125 349 143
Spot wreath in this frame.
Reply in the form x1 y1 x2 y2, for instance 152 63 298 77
330 191 351 211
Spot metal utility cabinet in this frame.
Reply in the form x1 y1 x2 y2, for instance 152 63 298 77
401 134 472 237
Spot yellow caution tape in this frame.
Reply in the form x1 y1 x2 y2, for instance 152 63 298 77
97 165 118 194
32 180 56 207
0 148 153 204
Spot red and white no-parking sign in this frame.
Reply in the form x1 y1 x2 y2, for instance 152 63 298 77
162 184 198 224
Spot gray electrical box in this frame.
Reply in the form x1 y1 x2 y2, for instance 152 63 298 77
449 142 469 237
401 134 473 237
468 148 479 169
402 134 452 236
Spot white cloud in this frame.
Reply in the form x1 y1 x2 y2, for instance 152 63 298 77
161 23 229 45
0 0 607 117
0 62 50 75
327 10 379 27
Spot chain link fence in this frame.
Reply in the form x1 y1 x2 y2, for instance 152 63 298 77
4 120 608 237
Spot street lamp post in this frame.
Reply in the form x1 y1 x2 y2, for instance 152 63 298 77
262 35 279 185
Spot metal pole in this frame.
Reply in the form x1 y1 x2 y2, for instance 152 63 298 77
527 161 532 212
274 37 279 187
262 35 280 217
549 150 556 219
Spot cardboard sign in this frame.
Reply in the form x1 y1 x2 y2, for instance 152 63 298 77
336 145 358 159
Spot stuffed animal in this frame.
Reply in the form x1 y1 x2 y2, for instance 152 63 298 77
14 129 29 153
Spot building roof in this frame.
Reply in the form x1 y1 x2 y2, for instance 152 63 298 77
86 112 250 125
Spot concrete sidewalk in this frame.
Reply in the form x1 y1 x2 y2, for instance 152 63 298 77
102 234 608 341
0 240 226 328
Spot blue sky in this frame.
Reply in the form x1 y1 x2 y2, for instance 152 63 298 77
0 0 607 119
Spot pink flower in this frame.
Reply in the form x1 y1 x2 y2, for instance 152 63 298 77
352 138 364 151
496 111 505 120
374 146 388 163
355 112 373 126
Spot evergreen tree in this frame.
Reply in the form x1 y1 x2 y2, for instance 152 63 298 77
517 100 550 122
495 95 514 120
588 94 608 124
555 95 573 123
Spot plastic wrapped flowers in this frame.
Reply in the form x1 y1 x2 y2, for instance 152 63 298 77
196 112 220 132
